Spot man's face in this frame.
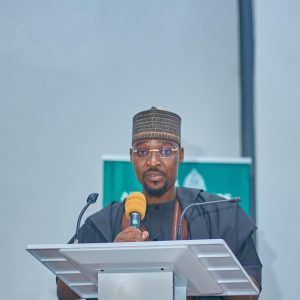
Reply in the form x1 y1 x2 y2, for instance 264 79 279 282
130 139 184 198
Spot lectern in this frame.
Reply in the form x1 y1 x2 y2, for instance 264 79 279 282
27 239 258 299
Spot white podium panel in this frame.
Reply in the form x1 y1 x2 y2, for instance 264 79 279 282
27 239 259 299
98 272 174 300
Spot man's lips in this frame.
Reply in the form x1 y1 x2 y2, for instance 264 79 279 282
144 170 166 181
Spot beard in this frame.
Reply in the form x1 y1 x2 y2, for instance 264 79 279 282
142 168 172 197
142 180 169 197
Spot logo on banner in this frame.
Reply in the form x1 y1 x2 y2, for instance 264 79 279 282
120 191 129 201
183 169 207 190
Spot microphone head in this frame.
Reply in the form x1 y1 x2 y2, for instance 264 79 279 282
229 197 240 203
86 193 99 204
125 192 147 220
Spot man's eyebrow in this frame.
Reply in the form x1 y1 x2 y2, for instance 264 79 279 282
133 142 147 148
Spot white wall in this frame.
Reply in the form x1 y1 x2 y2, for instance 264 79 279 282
255 1 300 299
0 1 240 299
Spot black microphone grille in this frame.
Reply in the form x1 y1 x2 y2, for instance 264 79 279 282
229 197 241 203
87 193 99 204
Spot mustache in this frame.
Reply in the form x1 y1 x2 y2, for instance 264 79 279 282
143 168 167 178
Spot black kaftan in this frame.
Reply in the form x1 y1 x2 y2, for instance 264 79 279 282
75 187 262 299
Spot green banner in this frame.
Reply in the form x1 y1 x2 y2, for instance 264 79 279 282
102 157 252 215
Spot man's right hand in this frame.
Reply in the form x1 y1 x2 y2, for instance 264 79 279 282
113 227 149 242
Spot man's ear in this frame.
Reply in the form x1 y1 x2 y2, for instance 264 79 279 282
130 148 133 162
179 147 184 162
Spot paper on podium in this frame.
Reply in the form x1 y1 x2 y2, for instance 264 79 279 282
27 239 259 299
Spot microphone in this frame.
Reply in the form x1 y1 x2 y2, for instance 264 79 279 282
176 197 240 240
125 192 147 228
74 193 99 243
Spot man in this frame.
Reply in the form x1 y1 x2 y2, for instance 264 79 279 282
57 107 262 300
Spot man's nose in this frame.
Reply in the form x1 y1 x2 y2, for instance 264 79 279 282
147 150 161 165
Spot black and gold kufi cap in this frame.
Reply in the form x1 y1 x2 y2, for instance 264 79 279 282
132 107 181 145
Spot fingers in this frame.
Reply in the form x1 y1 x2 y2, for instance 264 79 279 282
142 231 149 240
114 227 149 243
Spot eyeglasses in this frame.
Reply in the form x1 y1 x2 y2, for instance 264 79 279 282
132 146 179 159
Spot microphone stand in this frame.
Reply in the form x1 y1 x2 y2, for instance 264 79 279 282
74 193 99 244
176 197 240 240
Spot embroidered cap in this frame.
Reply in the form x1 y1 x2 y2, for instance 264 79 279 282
132 107 181 145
